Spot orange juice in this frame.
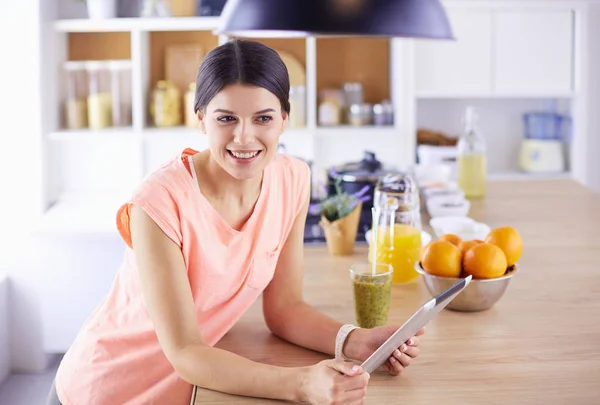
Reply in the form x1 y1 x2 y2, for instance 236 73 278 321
369 224 422 283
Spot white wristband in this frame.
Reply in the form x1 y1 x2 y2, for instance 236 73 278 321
335 324 361 361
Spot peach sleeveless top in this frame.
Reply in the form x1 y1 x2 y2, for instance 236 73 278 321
54 148 311 405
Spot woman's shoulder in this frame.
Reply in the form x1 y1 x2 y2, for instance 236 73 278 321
268 153 311 216
269 153 311 182
136 148 196 195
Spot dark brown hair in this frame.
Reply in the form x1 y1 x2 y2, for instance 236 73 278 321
194 39 291 114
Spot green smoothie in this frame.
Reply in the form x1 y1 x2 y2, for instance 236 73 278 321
351 271 392 329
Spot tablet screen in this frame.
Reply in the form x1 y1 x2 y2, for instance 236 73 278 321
360 275 471 374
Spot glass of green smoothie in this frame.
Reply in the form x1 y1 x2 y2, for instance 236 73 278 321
350 262 393 329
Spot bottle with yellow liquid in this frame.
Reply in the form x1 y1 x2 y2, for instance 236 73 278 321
369 174 422 284
457 106 487 199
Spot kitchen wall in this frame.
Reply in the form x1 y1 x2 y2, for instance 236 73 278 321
416 98 573 174
0 275 9 383
0 0 54 373
586 6 600 193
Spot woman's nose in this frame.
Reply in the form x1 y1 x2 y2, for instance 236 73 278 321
233 122 257 145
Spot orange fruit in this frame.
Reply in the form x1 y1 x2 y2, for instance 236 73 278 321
484 226 523 267
463 243 508 279
458 239 482 254
439 233 462 246
421 240 462 278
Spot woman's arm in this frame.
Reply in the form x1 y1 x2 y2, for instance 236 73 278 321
262 197 425 374
262 195 358 356
130 205 302 401
130 205 369 404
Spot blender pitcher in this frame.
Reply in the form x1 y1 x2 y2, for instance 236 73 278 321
369 174 422 283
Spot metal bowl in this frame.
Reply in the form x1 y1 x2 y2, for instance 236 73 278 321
414 262 520 312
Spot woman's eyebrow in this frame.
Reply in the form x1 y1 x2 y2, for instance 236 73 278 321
212 108 276 114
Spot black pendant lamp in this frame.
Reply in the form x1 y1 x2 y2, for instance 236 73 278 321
217 0 455 39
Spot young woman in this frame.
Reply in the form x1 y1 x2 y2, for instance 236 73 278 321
48 39 425 405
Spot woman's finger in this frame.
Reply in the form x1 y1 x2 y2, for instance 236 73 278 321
394 349 413 368
343 386 368 404
402 345 420 359
405 336 420 347
388 354 404 375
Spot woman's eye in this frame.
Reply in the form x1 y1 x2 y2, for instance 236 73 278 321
255 116 273 124
217 116 236 123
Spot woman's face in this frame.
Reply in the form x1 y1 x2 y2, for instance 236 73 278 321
198 83 288 181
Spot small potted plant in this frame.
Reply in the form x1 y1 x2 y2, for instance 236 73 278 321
311 180 371 256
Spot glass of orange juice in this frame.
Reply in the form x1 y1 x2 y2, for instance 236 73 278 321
369 202 422 283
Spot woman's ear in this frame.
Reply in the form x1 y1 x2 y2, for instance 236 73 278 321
197 111 207 134
281 112 289 131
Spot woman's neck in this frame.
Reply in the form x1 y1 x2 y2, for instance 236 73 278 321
194 150 263 206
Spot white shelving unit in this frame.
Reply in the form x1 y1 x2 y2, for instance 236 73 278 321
38 0 594 235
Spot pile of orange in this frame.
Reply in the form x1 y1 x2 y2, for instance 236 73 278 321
420 226 523 280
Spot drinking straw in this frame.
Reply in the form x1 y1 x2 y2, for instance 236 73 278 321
371 206 379 275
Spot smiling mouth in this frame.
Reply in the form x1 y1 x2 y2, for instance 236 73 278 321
227 150 262 159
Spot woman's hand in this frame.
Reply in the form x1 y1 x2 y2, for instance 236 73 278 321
347 327 425 376
300 359 370 405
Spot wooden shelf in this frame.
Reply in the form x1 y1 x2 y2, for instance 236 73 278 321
316 37 390 104
68 32 131 61
149 30 219 94
49 128 139 141
54 17 221 33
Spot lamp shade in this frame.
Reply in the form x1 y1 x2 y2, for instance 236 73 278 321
217 0 455 39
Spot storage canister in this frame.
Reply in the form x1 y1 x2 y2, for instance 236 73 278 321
86 61 113 129
63 61 88 130
108 60 132 127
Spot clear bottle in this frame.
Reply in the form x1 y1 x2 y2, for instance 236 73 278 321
457 106 487 199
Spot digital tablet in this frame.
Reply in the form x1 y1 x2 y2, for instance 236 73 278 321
360 275 472 374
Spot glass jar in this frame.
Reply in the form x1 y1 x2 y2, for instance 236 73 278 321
150 80 182 127
63 61 89 130
349 103 373 126
184 82 197 128
86 61 113 130
318 89 343 126
108 60 132 127
373 100 394 126
369 173 422 284
289 85 306 129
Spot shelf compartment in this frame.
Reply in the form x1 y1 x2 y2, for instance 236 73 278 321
316 37 390 104
68 32 131 61
48 127 139 141
54 17 221 33
149 30 218 92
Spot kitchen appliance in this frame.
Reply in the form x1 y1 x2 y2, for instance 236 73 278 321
518 110 570 173
327 151 403 238
519 139 565 173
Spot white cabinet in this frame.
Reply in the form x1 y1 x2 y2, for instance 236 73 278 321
415 6 575 97
415 9 493 96
494 10 574 95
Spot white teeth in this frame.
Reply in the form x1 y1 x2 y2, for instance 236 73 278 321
231 151 259 159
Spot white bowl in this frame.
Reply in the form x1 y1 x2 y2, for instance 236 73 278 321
365 229 432 247
429 216 491 241
413 164 453 185
426 195 471 218
421 184 464 201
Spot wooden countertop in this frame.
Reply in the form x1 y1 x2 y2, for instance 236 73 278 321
192 179 600 404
